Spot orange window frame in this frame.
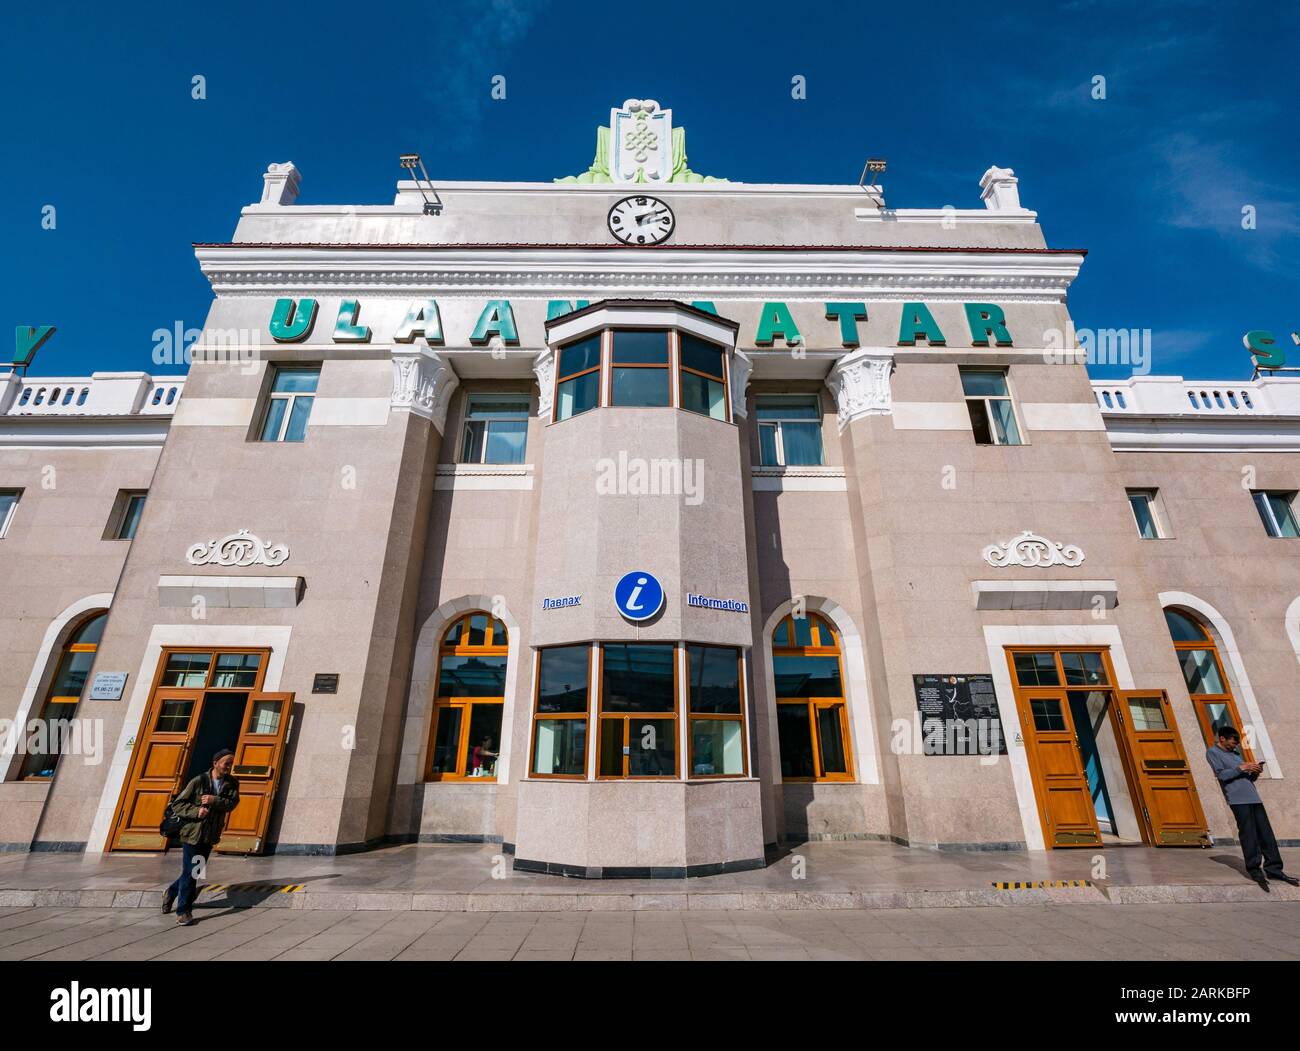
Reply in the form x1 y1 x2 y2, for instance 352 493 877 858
1167 619 1252 755
772 613 854 783
19 611 108 780
528 644 592 780
426 612 508 782
596 642 679 780
685 643 747 778
677 332 732 424
552 333 603 423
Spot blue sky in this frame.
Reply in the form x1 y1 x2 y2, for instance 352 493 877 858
3 0 1296 379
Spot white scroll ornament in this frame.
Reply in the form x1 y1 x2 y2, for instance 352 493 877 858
982 530 1084 568
186 529 290 568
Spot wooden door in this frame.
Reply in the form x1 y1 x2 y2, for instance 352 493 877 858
1114 690 1211 847
110 690 208 851
215 693 295 855
1014 689 1102 848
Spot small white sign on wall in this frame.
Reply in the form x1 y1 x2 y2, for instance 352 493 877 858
89 672 128 700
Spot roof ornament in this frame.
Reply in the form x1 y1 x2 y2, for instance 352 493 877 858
556 99 727 184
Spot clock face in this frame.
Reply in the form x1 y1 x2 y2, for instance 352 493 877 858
608 195 675 245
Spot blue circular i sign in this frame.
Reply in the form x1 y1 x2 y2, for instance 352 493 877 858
613 570 665 622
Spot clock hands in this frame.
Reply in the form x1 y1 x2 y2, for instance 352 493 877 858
636 207 669 226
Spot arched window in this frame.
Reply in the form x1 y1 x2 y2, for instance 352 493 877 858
1164 608 1250 752
20 611 107 779
427 612 507 781
772 613 853 782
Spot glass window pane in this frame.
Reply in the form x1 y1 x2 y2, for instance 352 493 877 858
772 619 790 647
466 704 503 777
1204 702 1233 737
1268 494 1299 537
610 366 669 407
0 491 18 534
755 396 820 420
284 396 313 441
680 371 726 419
966 400 993 445
611 329 669 364
461 419 486 463
627 718 675 776
438 655 507 697
483 420 528 464
1129 493 1158 538
72 613 107 647
1013 652 1059 687
602 644 675 712
119 494 146 539
1128 696 1168 731
780 422 823 466
537 645 590 713
430 706 463 775
444 618 464 646
247 700 282 735
533 718 587 776
1061 651 1107 686
162 652 212 688
212 653 261 688
1164 609 1206 643
556 372 599 420
155 699 195 734
816 706 848 774
690 718 744 776
272 367 319 393
466 395 529 419
990 399 1021 445
758 423 780 466
467 613 488 647
559 336 601 378
679 335 724 377
1179 649 1225 694
687 645 741 713
259 397 287 442
1253 492 1276 536
777 705 815 778
791 616 814 647
960 370 1008 397
51 650 95 697
599 719 624 776
773 655 842 698
1030 699 1066 732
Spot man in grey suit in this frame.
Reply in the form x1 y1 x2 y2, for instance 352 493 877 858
1206 725 1298 891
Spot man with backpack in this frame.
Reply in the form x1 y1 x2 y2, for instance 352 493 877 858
161 748 240 925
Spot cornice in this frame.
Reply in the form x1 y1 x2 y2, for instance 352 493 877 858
194 246 1084 302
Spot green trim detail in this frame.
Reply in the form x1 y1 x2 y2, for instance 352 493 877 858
690 301 718 315
269 298 317 343
470 300 519 345
824 302 868 347
546 300 590 321
334 299 371 342
394 300 444 345
755 302 801 347
897 302 946 346
556 124 727 184
965 302 1013 347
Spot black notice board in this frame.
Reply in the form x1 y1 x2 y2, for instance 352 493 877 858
312 673 339 695
912 674 1007 755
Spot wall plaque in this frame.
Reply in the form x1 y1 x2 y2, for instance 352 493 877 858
912 674 1006 756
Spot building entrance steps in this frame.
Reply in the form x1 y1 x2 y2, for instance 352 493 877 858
1 841 1297 912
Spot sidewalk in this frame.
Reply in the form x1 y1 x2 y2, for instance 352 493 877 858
1 841 1297 912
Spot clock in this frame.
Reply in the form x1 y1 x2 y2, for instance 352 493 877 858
608 195 675 245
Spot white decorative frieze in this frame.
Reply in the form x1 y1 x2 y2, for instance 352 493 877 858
186 529 289 568
826 350 894 432
982 530 1085 569
391 348 458 431
730 350 754 419
533 348 555 419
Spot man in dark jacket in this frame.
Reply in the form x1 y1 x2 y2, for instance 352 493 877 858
162 748 240 925
1205 725 1298 892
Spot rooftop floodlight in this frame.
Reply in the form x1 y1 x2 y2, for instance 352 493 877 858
399 152 443 216
859 157 887 190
